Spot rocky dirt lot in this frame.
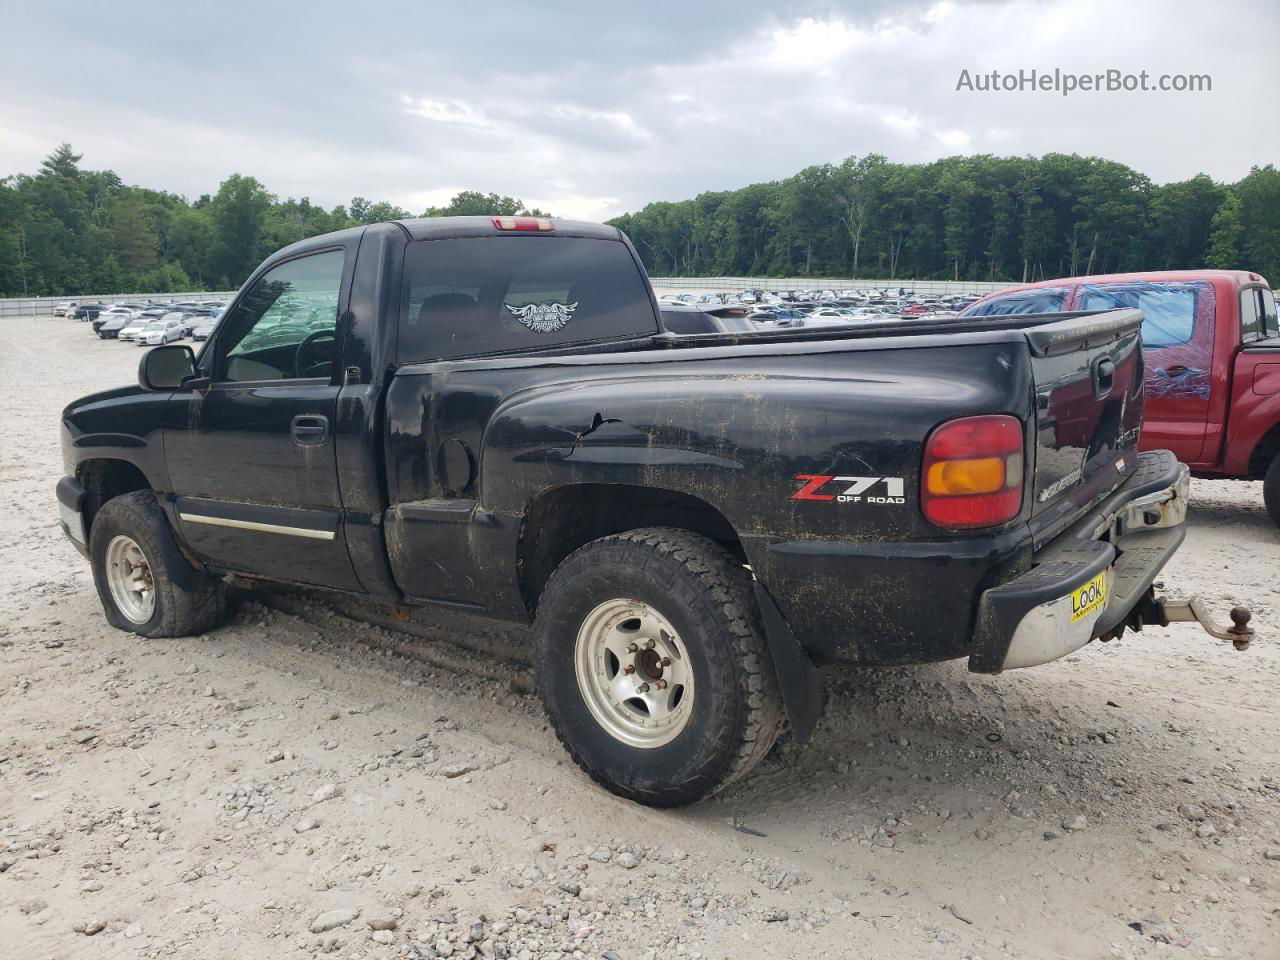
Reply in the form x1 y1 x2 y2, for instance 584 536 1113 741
1 315 1277 960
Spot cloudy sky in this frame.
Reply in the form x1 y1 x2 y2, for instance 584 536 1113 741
1 0 1275 220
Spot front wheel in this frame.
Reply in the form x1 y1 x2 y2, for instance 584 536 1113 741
1264 452 1280 528
88 491 225 637
534 527 784 807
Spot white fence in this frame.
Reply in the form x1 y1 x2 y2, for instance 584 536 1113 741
1 277 1019 318
0 291 237 319
648 277 1021 297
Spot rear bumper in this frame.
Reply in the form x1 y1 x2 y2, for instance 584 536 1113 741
56 475 90 557
969 449 1188 673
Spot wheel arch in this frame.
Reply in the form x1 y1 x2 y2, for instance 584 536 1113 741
517 483 745 618
77 458 153 535
1247 419 1280 479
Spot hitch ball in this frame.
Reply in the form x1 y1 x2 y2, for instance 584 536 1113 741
1156 598 1255 650
1229 607 1253 651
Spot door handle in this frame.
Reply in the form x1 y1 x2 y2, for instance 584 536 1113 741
1156 365 1202 378
1092 357 1115 399
291 415 329 446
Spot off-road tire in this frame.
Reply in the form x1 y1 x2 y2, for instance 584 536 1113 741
88 490 225 637
534 527 784 807
1264 452 1280 528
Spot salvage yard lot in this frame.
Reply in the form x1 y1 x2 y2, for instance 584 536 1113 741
1 315 1277 959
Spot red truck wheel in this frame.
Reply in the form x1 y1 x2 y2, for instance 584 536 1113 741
1265 454 1280 528
534 527 784 807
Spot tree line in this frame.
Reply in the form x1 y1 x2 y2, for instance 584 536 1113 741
608 154 1280 284
0 144 547 297
3 144 1278 297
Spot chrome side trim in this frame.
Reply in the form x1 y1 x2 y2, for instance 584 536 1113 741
178 512 335 540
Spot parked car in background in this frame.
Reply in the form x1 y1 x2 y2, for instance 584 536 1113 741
93 306 131 332
53 301 76 317
97 313 130 339
74 302 105 321
176 309 213 336
961 270 1280 526
117 317 151 342
190 316 219 341
138 318 186 346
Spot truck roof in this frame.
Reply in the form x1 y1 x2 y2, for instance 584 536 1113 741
258 217 626 271
974 268 1270 302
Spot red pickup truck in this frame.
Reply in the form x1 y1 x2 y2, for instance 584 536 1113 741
962 270 1280 526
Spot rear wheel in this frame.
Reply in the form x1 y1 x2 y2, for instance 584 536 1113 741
535 527 784 807
1264 452 1280 528
89 491 225 637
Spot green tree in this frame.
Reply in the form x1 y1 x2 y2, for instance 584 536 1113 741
110 192 159 274
349 196 412 224
209 174 274 287
832 155 885 274
1235 165 1280 281
423 191 549 218
1149 175 1224 269
1204 192 1243 269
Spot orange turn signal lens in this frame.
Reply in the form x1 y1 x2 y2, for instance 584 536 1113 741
926 456 1005 495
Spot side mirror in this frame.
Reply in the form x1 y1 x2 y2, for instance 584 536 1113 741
139 344 197 391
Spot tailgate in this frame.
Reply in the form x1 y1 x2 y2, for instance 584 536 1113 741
1024 309 1145 547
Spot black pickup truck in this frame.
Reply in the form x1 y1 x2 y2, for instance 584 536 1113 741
56 216 1251 806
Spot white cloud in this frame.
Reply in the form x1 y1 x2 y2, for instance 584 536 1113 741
934 128 971 149
0 0 1274 220
399 96 493 128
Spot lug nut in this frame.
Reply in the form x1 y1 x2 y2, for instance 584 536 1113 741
644 639 656 650
659 657 671 667
655 679 667 690
636 683 650 693
622 664 635 674
626 642 639 653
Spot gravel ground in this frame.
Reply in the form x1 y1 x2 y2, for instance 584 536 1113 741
1 314 1277 960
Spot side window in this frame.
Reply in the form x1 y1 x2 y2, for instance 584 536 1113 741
1079 282 1208 349
215 250 345 382
1240 289 1262 342
966 289 1066 316
1254 288 1274 340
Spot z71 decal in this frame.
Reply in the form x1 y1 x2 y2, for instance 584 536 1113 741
790 474 906 505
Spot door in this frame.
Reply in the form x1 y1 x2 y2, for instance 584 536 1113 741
164 247 362 591
1075 280 1216 463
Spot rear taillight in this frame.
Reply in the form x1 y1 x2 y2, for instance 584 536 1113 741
492 216 554 232
921 415 1024 530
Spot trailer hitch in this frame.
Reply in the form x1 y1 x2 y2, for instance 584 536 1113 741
1155 599 1254 650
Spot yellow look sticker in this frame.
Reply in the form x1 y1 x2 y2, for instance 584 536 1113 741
1071 572 1108 622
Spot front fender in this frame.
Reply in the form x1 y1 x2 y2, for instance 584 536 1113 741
61 386 171 491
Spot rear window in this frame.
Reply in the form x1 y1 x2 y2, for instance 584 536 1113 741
398 236 658 363
964 289 1067 317
1242 287 1279 341
1078 281 1210 348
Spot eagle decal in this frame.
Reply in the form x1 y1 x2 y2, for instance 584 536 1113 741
505 300 578 334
